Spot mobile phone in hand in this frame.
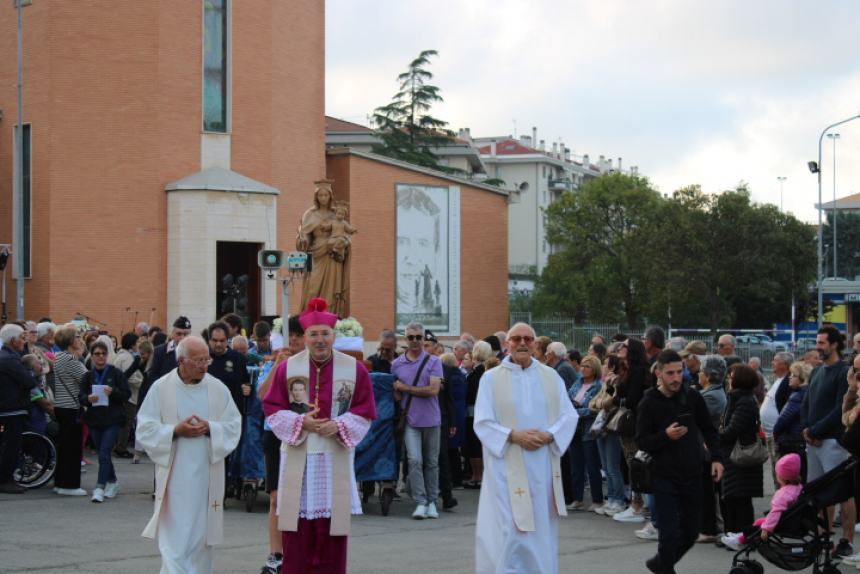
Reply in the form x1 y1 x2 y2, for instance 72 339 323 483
677 413 693 427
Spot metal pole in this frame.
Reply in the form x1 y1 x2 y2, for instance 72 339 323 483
777 176 786 212
14 0 25 320
828 133 840 277
816 115 860 326
281 277 290 343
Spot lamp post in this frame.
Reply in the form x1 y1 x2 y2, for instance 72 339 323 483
812 114 860 326
13 0 32 321
777 176 787 211
826 133 841 278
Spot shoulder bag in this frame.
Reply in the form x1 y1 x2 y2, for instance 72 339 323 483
395 354 431 434
728 405 768 467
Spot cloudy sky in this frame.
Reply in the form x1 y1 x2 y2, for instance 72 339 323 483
325 0 860 222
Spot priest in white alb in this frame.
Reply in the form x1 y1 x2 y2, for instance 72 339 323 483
474 322 578 574
137 335 242 574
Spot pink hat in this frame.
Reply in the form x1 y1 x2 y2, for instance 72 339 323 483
299 298 338 330
775 453 801 482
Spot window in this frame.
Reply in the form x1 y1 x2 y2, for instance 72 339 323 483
13 123 31 278
203 0 228 132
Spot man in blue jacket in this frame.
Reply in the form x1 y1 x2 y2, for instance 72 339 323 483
0 324 38 493
801 325 854 556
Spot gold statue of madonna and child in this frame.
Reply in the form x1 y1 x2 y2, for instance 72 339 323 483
296 180 357 318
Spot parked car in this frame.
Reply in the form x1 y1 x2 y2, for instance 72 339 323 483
735 334 788 353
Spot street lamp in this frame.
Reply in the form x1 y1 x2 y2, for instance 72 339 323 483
812 114 860 326
826 133 841 278
777 176 787 212
13 0 32 321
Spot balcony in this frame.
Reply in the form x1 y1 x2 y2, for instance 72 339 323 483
548 178 572 192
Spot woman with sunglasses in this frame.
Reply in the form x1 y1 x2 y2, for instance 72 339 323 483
79 340 130 503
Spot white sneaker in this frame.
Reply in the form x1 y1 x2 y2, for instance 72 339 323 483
55 488 88 496
592 503 608 515
721 532 743 551
412 504 427 519
91 487 105 503
842 551 860 565
612 506 646 523
566 501 585 511
426 502 439 519
635 522 659 540
602 502 624 516
104 482 120 499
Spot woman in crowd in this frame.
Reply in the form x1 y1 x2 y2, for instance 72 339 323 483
79 340 130 503
534 336 551 363
612 338 650 523
590 353 625 516
719 364 764 535
773 361 812 480
52 325 89 496
112 332 140 459
697 355 727 543
567 354 604 511
464 340 493 488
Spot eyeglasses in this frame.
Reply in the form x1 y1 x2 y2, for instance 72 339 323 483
91 351 107 357
187 357 213 367
406 335 423 341
508 335 535 344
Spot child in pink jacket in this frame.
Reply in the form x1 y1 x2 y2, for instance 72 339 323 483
722 453 803 549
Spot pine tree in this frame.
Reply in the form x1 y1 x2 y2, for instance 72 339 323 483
372 50 457 172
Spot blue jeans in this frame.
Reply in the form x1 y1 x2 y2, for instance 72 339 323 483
596 433 625 505
570 434 603 504
403 425 440 505
89 425 119 487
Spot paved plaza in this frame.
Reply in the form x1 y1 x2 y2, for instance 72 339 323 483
0 451 827 573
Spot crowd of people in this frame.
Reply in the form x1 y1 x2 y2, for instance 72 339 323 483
3 311 860 574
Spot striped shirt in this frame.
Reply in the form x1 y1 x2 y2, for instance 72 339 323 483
53 351 87 409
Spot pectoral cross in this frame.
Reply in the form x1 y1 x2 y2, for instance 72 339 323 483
514 488 526 497
211 500 221 511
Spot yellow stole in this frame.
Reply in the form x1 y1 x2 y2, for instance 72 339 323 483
278 349 356 536
492 364 566 532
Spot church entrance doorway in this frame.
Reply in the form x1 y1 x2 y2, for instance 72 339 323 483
216 241 262 333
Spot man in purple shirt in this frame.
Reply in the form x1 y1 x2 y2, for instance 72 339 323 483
391 322 443 519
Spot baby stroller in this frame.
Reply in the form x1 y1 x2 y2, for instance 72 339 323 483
728 457 857 574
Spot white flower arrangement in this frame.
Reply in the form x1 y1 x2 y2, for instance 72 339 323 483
334 316 363 338
273 317 284 332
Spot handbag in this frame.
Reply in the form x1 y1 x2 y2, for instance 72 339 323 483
729 436 768 467
395 354 431 434
629 450 654 493
589 409 610 435
606 405 634 435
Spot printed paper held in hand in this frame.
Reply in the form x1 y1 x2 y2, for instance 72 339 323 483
91 384 110 407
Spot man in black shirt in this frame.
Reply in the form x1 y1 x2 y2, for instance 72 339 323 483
367 329 398 373
636 349 724 574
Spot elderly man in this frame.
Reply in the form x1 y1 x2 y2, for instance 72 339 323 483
392 322 445 519
679 340 707 388
147 317 192 383
137 335 242 573
0 324 39 493
135 322 151 340
367 329 398 374
474 322 578 574
545 341 579 390
716 334 742 368
760 352 793 489
263 298 376 574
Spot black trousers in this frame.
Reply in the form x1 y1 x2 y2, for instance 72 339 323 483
700 462 718 536
54 407 83 489
438 424 453 501
722 496 755 534
0 415 26 483
560 450 574 505
652 474 702 574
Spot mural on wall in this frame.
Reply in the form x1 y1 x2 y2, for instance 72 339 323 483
395 184 460 335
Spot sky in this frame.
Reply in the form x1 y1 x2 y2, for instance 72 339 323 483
325 0 860 223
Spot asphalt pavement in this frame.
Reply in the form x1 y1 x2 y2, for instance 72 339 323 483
0 452 839 573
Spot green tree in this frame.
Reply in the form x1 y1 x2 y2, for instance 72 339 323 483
540 173 665 330
823 211 860 280
372 50 457 172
